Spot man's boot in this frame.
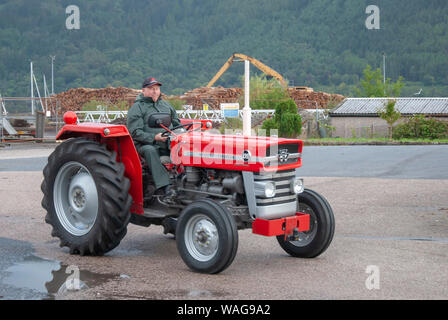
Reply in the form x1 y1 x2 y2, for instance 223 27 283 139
155 185 175 198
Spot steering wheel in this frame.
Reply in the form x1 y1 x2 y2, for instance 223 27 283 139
161 122 200 137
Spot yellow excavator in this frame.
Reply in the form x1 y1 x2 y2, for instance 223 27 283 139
206 53 288 88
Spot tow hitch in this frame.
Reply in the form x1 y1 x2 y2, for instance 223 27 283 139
252 213 310 239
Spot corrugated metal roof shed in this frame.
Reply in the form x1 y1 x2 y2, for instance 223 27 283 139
330 98 448 117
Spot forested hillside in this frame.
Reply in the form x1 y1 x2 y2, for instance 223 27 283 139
0 0 447 97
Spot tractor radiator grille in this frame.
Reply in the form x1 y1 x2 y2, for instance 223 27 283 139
253 169 296 207
265 143 301 167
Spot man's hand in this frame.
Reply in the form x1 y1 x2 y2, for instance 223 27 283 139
154 133 168 142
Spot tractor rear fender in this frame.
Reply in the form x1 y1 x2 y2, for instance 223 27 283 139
56 123 144 215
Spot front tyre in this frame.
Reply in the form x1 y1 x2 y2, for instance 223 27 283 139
277 188 335 258
176 199 238 274
41 138 132 256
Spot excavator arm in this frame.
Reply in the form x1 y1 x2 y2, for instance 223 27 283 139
206 53 287 88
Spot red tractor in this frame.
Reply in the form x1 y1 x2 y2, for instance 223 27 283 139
41 111 334 274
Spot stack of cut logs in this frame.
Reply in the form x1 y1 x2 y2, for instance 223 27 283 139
176 86 344 110
287 87 345 109
54 86 344 113
52 87 141 113
178 86 242 110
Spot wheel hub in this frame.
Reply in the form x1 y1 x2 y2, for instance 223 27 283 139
71 187 86 209
194 222 217 248
185 216 219 261
54 162 99 236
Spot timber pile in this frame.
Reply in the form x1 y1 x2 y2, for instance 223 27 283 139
54 87 141 113
179 86 242 110
287 87 345 109
178 86 344 110
54 85 344 113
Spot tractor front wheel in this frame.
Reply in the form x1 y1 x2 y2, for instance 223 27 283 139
41 138 132 256
176 199 238 274
277 188 335 258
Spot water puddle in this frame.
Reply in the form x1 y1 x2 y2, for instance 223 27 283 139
1 255 120 300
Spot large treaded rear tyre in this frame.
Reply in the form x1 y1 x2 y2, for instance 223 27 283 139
176 198 238 274
41 138 132 256
277 188 335 258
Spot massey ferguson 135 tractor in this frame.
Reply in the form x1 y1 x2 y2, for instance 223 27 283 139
41 111 335 274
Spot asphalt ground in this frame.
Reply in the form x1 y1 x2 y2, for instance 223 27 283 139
0 142 447 300
299 145 448 179
2 143 448 178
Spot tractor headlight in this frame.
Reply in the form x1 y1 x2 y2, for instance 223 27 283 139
291 177 304 194
254 181 276 198
264 181 276 198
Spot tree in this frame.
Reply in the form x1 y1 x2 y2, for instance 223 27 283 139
378 99 401 139
393 115 448 140
262 99 302 138
1 1 447 97
355 65 405 97
239 74 289 110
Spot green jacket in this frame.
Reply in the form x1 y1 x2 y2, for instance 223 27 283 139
127 93 181 149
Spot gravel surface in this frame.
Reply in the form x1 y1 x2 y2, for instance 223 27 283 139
0 171 447 300
0 143 447 300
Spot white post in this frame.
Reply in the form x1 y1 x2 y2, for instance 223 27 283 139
33 73 44 113
50 55 55 95
43 74 48 114
243 59 251 136
383 52 386 96
0 94 3 142
0 93 6 115
31 61 35 115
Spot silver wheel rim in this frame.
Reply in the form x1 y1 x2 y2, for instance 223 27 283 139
290 203 318 247
53 161 98 236
184 214 219 262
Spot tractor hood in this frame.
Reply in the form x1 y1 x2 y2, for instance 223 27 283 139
171 131 303 173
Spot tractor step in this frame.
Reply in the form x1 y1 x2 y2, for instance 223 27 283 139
142 209 166 219
142 201 180 219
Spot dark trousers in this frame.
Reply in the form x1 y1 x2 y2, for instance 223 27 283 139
138 144 170 190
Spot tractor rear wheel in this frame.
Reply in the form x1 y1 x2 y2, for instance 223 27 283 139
41 138 132 256
176 199 238 274
277 189 335 258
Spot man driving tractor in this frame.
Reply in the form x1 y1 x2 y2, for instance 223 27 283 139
127 77 181 195
42 76 334 274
